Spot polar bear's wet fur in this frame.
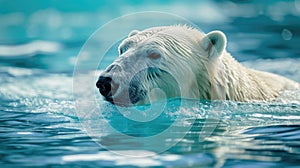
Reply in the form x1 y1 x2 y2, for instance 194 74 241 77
96 25 299 105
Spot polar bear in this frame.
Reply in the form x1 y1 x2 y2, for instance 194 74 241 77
96 25 299 106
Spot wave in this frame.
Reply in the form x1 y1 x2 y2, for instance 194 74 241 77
0 40 62 59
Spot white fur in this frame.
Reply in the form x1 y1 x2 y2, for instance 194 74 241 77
101 25 299 105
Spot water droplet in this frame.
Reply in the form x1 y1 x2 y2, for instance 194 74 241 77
281 29 292 40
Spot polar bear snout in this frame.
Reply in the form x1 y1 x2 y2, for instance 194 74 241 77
105 64 122 73
96 76 112 100
96 76 120 103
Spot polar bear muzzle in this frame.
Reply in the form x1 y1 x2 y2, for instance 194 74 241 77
96 68 148 106
96 76 115 103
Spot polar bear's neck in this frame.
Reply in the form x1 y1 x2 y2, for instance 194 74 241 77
209 52 284 101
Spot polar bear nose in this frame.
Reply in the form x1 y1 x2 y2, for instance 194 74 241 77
96 76 120 101
96 76 113 99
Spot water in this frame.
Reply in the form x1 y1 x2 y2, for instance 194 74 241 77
1 0 300 167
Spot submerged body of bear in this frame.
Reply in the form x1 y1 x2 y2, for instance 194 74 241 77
96 25 299 105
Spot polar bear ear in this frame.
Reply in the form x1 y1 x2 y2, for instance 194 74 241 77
201 31 227 60
128 30 140 37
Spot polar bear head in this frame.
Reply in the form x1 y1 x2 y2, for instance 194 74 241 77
96 25 227 106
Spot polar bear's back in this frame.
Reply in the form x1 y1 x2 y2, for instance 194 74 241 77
218 53 299 101
250 69 299 93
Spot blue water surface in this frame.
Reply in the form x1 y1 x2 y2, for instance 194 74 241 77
1 0 300 167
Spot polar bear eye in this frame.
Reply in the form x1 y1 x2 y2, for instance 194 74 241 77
147 51 161 60
148 53 161 60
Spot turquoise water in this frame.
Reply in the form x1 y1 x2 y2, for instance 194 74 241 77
1 0 300 167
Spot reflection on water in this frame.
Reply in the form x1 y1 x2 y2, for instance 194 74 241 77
1 0 300 167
